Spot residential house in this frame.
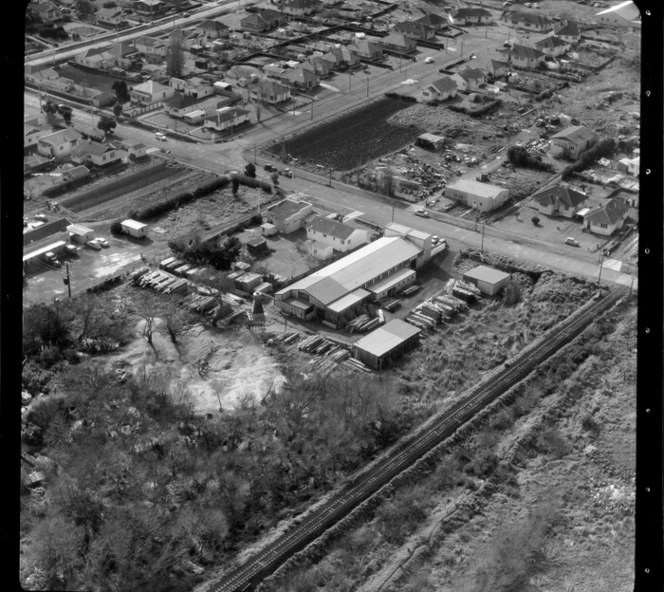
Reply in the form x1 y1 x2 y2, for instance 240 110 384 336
533 34 570 57
582 197 630 236
449 7 493 26
264 63 289 79
420 76 457 102
617 156 639 176
132 0 168 17
240 10 284 33
130 80 175 105
134 36 168 58
445 179 509 212
502 10 554 32
265 197 314 234
532 185 587 218
169 76 214 98
504 44 545 68
476 58 509 78
595 1 641 28
126 141 148 159
306 215 369 260
249 80 291 104
32 3 60 21
169 27 207 50
204 107 250 131
451 67 486 91
348 38 383 59
37 128 82 158
62 165 91 183
303 56 332 78
554 21 581 44
108 40 137 65
74 47 116 69
96 6 126 27
163 93 205 118
24 123 51 153
71 140 127 167
380 33 417 53
281 0 321 16
394 20 436 41
413 12 450 32
196 19 230 39
281 67 320 90
549 125 596 159
25 65 60 85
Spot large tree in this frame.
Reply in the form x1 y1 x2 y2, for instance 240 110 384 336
111 80 130 104
166 29 185 78
97 115 117 136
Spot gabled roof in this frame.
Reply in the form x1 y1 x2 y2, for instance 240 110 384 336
394 20 433 36
550 125 595 145
595 1 640 20
267 198 312 221
428 76 457 93
534 35 568 49
534 185 587 208
163 93 200 109
74 140 116 157
508 44 545 60
252 79 290 95
135 36 165 48
197 19 229 32
451 7 492 18
39 128 83 146
132 79 170 95
381 32 417 47
504 10 553 28
351 38 382 53
584 197 630 226
63 165 90 180
284 67 319 84
413 13 450 28
283 0 320 8
554 21 580 36
307 215 358 240
458 67 485 81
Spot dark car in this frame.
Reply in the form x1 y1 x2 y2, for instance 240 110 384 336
263 164 278 172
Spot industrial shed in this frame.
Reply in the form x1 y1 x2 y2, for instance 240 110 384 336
462 265 511 296
67 224 95 244
121 219 148 238
445 179 509 213
415 133 446 151
354 319 421 370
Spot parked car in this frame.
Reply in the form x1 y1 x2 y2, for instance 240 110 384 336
44 252 61 266
415 209 430 218
424 57 434 64
34 214 48 222
96 237 110 248
565 237 580 247
263 164 278 172
155 132 167 141
280 168 293 178
432 235 441 244
86 239 102 251
64 244 78 255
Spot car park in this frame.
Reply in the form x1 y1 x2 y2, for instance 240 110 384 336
96 237 110 248
86 239 102 251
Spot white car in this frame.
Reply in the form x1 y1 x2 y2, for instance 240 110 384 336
96 237 110 248
155 132 167 141
432 235 441 244
86 239 102 251
415 208 430 218
424 57 434 64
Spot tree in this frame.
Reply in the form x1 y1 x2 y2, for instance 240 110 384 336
244 162 256 178
75 0 95 15
60 109 72 125
271 172 279 186
112 80 130 104
231 177 240 197
42 100 58 123
97 115 117 136
112 102 123 119
531 216 540 226
166 29 185 78
23 302 70 358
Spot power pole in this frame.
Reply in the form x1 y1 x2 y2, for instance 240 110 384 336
597 252 604 286
366 77 369 97
391 203 395 222
348 73 351 93
64 262 71 298
310 97 314 121
481 221 486 252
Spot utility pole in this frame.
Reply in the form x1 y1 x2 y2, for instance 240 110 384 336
365 76 369 97
481 221 486 252
597 252 604 286
329 167 332 187
253 144 257 164
348 72 351 93
64 263 71 298
310 97 314 121
461 38 464 57
391 203 395 222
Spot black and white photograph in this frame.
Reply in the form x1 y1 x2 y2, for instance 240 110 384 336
15 0 661 591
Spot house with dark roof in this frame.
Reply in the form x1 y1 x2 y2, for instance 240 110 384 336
62 165 91 182
303 56 333 77
420 76 457 102
196 19 230 39
502 10 554 32
281 67 320 90
394 20 436 40
582 197 630 236
413 13 450 32
450 7 493 26
549 125 596 159
504 44 545 68
306 215 369 260
249 79 291 104
451 67 486 91
532 185 588 218
380 32 417 53
96 6 126 27
554 21 581 44
133 0 168 16
265 197 314 234
71 140 127 167
163 93 205 118
533 34 570 57
134 36 167 58
24 123 51 153
348 39 383 59
240 10 284 32
281 0 321 16
476 58 509 78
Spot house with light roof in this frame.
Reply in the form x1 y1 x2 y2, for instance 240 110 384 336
71 140 127 167
549 125 596 159
595 1 641 28
380 33 417 53
249 79 291 104
420 76 457 102
532 185 588 218
130 79 175 105
305 215 369 260
451 67 486 91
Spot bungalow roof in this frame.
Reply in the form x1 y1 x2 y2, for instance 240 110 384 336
307 215 358 240
534 185 586 208
550 125 595 145
584 197 630 226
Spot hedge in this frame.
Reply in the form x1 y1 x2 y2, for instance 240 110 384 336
561 138 616 181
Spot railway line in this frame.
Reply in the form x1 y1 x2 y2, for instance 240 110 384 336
206 286 627 592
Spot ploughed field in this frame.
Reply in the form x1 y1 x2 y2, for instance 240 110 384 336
274 97 423 171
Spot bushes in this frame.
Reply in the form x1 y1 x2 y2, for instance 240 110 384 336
561 138 617 180
449 99 502 117
109 219 123 235
507 146 554 172
170 236 241 271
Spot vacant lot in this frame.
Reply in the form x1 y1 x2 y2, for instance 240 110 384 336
272 97 423 171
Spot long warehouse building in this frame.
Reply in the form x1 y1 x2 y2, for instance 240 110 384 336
275 235 430 325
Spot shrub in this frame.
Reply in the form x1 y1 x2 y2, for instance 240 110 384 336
110 219 123 235
507 146 553 172
531 216 540 226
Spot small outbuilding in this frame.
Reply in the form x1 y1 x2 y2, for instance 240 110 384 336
247 236 269 255
354 318 421 371
261 222 278 236
462 265 511 296
121 219 148 238
415 133 446 151
67 224 95 244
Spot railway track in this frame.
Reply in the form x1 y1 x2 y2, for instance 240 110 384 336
207 287 627 592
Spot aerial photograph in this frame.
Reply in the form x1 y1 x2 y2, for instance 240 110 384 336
21 0 644 591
